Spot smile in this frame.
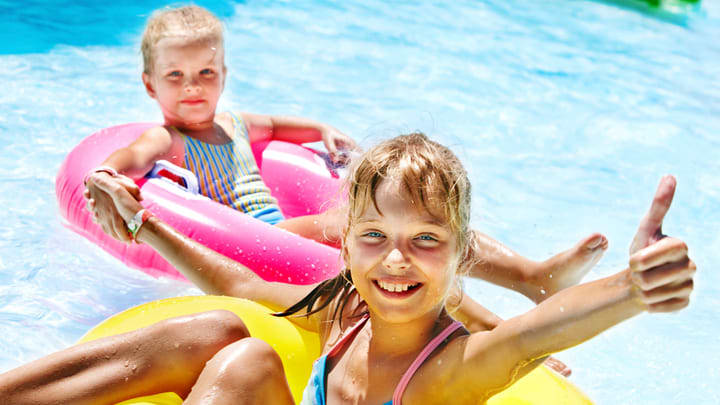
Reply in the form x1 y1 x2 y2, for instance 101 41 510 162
181 99 205 105
374 280 422 296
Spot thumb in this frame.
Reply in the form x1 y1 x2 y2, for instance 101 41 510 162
630 175 676 254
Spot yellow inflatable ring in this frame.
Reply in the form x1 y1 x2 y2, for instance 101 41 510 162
79 296 592 404
78 295 320 404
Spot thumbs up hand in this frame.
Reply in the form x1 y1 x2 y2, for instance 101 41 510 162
628 175 695 313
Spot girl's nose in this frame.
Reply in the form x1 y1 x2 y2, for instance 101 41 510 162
184 78 201 94
382 248 410 272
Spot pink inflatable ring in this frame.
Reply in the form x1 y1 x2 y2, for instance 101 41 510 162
56 123 343 283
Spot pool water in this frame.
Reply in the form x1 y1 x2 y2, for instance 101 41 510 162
1 1 718 403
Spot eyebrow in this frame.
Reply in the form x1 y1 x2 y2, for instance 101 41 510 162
355 217 447 228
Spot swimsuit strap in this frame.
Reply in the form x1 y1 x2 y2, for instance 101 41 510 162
327 314 370 358
391 320 463 405
227 111 249 140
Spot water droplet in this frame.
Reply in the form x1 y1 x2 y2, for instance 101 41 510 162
549 274 553 278
559 306 564 312
540 289 546 295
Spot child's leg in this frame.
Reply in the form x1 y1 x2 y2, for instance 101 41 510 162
184 337 295 405
470 231 608 303
0 310 249 405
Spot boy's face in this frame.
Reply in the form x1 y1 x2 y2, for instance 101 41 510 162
143 37 226 127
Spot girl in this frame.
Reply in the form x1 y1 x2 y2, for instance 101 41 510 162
1 133 694 404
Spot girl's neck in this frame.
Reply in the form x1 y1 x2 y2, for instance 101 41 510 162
366 308 454 358
167 116 232 145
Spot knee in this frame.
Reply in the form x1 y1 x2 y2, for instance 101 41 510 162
210 338 286 385
155 309 249 346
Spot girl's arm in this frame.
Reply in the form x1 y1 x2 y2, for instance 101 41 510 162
97 126 180 179
91 174 324 332
423 176 695 401
239 112 357 161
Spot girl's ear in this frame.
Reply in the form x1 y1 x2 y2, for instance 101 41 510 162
142 73 157 99
341 243 349 266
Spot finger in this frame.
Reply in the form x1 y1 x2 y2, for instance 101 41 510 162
630 175 676 253
325 138 338 157
544 357 572 377
83 189 90 199
629 237 688 272
638 279 694 306
647 297 690 313
116 175 143 201
631 257 695 291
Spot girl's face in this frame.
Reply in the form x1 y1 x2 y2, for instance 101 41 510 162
345 178 460 324
143 37 226 128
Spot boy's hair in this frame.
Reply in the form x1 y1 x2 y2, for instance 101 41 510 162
277 132 476 323
141 5 224 74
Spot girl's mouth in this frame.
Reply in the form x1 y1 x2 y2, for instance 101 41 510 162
181 99 205 105
373 280 422 298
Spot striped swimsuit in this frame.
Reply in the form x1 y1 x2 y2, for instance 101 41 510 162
177 113 283 224
300 314 463 405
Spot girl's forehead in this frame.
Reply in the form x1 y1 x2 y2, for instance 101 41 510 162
355 178 448 226
154 37 224 63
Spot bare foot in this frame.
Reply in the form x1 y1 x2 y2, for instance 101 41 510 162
529 233 608 303
544 356 572 377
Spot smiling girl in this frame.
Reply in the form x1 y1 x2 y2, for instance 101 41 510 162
2 132 693 404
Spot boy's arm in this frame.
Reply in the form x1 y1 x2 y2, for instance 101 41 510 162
239 112 357 162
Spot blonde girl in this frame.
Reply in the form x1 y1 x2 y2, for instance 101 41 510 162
1 133 694 404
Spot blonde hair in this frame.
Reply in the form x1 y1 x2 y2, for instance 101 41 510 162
346 132 473 267
140 5 224 74
277 132 477 322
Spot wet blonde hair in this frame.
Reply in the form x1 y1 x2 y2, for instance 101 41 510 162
278 132 476 322
140 5 224 74
346 132 473 266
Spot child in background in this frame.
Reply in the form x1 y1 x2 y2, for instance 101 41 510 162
1 133 695 404
85 6 608 318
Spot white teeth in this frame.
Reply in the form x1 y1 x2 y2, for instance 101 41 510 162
377 280 416 293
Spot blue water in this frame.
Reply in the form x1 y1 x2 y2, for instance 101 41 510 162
1 1 718 403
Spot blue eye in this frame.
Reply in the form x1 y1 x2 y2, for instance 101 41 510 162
365 231 383 238
200 68 215 75
416 234 437 242
167 71 182 78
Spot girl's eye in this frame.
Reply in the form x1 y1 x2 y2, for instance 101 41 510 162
415 234 438 242
364 231 384 238
167 71 182 78
200 68 215 76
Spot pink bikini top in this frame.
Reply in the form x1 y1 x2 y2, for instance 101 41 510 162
325 314 463 404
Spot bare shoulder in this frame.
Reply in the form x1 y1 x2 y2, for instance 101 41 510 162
402 327 522 404
131 125 181 164
137 125 174 147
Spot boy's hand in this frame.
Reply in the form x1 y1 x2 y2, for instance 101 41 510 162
321 126 357 164
628 175 695 313
84 174 142 243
